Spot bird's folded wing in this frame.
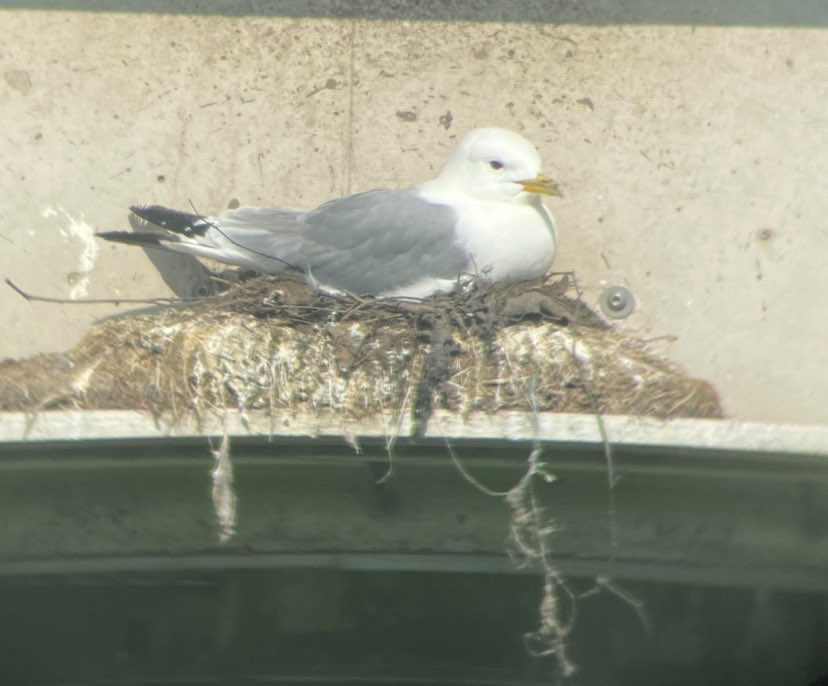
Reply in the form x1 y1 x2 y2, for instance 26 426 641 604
215 189 469 295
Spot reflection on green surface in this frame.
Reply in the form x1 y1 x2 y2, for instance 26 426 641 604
1 566 827 686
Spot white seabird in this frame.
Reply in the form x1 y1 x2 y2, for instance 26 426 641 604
97 127 561 298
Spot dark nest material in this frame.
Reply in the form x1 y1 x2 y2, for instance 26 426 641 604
0 272 723 427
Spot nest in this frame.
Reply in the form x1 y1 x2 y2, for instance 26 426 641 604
0 272 723 429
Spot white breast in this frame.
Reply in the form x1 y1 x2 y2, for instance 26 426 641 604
417 183 557 284
454 198 556 282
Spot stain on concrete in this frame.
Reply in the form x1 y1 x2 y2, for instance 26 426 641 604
4 69 32 95
472 44 490 59
306 77 338 98
42 207 100 300
438 110 453 130
395 110 417 122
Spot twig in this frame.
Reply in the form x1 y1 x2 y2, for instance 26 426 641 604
375 382 412 485
565 273 617 483
521 379 577 676
441 382 576 676
5 278 187 307
579 575 652 635
209 432 237 545
441 431 512 497
566 273 619 553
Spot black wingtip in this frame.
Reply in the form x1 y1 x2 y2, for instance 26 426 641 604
130 204 206 235
96 230 170 247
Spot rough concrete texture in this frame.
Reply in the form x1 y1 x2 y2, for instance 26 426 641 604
1 6 826 424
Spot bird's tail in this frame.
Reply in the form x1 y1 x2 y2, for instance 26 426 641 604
96 230 176 247
129 205 210 236
97 205 213 249
97 204 294 273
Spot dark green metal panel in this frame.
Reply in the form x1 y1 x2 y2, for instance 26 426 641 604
1 430 828 684
2 437 828 586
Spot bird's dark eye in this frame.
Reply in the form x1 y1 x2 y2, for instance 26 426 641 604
488 160 504 170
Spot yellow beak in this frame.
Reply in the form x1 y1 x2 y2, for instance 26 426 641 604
519 173 562 198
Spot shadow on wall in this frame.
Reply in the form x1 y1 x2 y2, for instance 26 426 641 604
1 0 828 27
126 214 219 300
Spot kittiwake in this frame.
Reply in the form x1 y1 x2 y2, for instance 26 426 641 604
97 127 562 298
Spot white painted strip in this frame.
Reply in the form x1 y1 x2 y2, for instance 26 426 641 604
1 409 827 457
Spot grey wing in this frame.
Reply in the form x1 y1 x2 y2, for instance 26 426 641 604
209 190 467 294
294 189 469 294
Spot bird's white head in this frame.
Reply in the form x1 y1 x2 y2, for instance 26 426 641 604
436 127 561 202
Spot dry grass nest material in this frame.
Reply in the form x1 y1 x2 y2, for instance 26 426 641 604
0 272 723 427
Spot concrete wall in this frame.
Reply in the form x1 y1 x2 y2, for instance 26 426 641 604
1 2 826 424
